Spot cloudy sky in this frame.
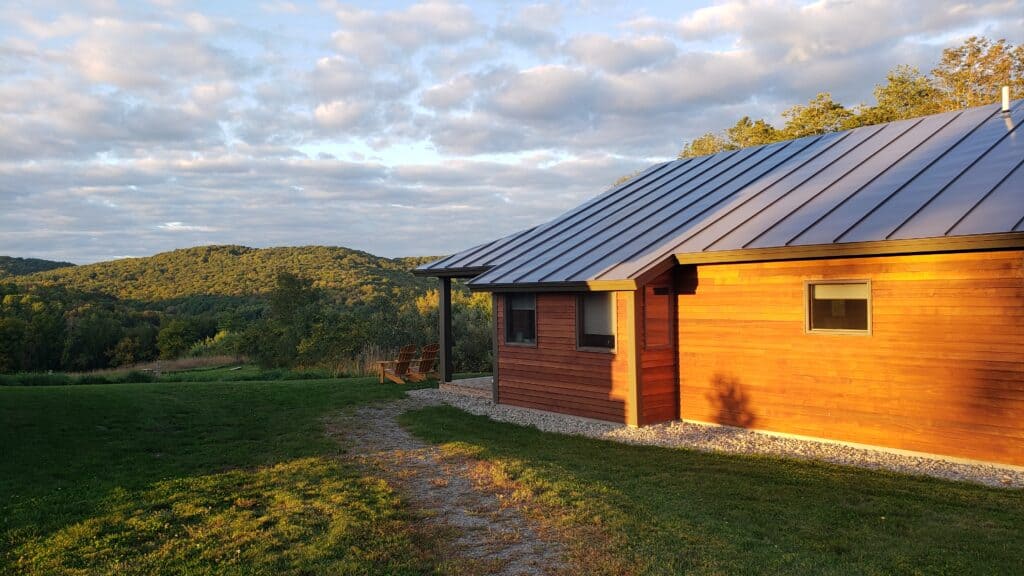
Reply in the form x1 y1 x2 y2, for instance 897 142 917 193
1 0 1021 263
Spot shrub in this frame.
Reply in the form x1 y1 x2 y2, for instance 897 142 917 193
75 374 112 385
0 373 74 386
121 370 156 383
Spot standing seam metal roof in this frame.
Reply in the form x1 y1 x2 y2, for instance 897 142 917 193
415 100 1024 288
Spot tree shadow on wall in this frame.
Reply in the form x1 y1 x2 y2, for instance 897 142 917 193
707 373 757 429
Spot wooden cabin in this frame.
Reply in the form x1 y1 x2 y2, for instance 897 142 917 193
415 99 1024 467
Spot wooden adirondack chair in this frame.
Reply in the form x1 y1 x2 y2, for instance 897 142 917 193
377 344 417 384
406 343 440 382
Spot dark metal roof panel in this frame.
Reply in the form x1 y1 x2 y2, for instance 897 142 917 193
843 103 1024 241
432 100 1022 288
796 104 1012 246
948 154 1024 236
496 145 777 285
569 138 822 282
468 151 747 285
415 226 536 274
415 160 672 275
664 127 877 256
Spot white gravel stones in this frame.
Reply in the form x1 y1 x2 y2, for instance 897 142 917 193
407 387 1024 489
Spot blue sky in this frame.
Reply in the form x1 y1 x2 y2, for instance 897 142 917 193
1 0 1021 263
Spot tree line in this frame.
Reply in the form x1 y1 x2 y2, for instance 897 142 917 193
679 36 1024 158
0 246 493 375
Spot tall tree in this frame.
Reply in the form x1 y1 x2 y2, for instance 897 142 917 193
933 36 1024 109
780 92 854 139
860 65 945 124
678 132 734 159
726 116 782 148
676 36 1022 160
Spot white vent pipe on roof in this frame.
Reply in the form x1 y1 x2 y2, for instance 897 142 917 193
1003 85 1010 113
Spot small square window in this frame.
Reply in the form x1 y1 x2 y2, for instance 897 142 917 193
807 281 870 333
505 293 536 345
578 292 615 349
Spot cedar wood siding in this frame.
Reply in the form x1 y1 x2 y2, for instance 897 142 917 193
677 250 1024 466
638 271 679 425
496 292 634 422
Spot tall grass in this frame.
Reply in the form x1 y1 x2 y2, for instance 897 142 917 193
0 371 157 387
321 343 396 378
0 345 422 386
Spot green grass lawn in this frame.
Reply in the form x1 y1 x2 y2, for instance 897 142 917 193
6 374 1022 576
0 376 440 575
401 406 1024 576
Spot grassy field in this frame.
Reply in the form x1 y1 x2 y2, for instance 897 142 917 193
0 375 441 575
402 406 1024 576
5 374 1023 575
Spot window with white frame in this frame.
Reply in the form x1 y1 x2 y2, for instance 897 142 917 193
806 281 870 333
578 292 615 349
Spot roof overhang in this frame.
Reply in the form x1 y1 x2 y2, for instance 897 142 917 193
674 232 1024 266
411 265 491 278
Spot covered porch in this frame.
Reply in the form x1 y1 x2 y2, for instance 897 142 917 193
426 273 498 400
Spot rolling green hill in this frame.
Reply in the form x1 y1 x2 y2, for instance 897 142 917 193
19 245 438 304
0 245 492 375
0 256 75 278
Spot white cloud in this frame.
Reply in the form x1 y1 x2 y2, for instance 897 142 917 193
565 35 677 73
313 99 370 129
158 222 219 232
0 0 1021 263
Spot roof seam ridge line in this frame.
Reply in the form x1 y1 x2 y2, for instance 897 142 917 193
945 154 1024 236
650 132 852 265
888 106 1024 240
794 111 962 245
555 140 798 283
608 136 825 279
776 114 932 247
503 149 752 284
839 105 999 241
737 120 897 249
491 157 715 284
473 159 687 275
1014 211 1024 233
711 127 882 252
446 228 535 269
439 234 509 269
529 144 776 283
461 163 674 273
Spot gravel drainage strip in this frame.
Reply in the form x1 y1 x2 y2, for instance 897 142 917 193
409 388 1024 489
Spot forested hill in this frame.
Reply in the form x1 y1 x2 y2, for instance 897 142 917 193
18 245 438 303
0 256 75 278
1 245 487 375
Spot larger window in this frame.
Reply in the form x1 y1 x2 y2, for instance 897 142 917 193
806 281 870 333
578 292 615 350
505 293 536 345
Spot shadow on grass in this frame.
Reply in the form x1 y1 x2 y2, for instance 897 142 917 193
399 405 1024 576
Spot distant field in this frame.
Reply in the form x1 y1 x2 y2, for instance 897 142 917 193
0 375 441 575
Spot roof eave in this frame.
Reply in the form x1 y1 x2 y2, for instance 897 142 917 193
674 232 1024 266
411 265 492 278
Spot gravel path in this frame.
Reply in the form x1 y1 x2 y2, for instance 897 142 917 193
410 388 1024 489
325 396 564 576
